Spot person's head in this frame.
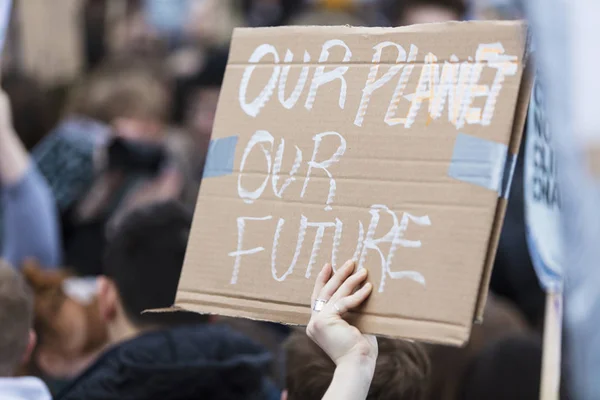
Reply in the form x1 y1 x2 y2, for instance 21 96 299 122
0 261 36 377
395 0 466 26
21 260 108 379
284 331 430 400
65 57 170 143
98 201 207 344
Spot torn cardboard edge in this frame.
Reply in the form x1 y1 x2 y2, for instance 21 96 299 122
153 290 470 346
228 21 528 64
473 56 533 324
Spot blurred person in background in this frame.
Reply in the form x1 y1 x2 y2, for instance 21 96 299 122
183 0 243 48
457 334 570 399
241 0 305 27
0 261 52 400
425 293 532 400
33 57 189 276
0 88 61 269
56 201 279 400
464 0 524 20
288 7 366 26
392 0 466 25
305 0 388 25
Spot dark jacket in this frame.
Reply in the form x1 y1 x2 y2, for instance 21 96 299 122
56 324 279 400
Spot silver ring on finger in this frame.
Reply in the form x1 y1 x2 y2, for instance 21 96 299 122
313 298 327 312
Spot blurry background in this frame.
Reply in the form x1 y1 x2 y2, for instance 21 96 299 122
3 1 560 398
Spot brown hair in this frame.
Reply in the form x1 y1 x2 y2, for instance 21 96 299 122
284 331 431 400
65 56 170 124
0 261 34 376
21 261 108 364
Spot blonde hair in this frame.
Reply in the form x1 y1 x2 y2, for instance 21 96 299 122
0 261 34 376
66 57 170 124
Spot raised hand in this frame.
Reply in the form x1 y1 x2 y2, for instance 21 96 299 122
307 259 378 367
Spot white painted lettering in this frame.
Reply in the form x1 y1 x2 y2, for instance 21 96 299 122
385 212 432 291
278 50 311 109
305 39 352 110
430 55 461 124
228 216 273 284
354 42 407 127
357 205 431 292
239 44 281 117
330 218 343 271
238 130 274 203
271 138 302 198
405 52 438 128
300 131 347 210
477 43 519 126
304 219 338 278
271 216 307 281
385 45 419 126
456 57 487 128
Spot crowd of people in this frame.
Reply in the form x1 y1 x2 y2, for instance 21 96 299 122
0 0 559 399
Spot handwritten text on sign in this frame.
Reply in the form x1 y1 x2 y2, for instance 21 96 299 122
228 38 518 292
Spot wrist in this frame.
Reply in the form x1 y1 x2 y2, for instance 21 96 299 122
328 356 376 399
335 352 377 377
334 343 378 368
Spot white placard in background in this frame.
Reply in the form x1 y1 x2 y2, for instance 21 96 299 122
525 76 564 292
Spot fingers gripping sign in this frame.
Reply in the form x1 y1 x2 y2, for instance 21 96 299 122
307 260 378 366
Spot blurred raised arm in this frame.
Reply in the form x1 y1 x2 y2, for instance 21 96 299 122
0 90 61 268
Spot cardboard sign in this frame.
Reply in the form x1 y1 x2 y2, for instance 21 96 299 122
174 21 531 345
525 76 563 292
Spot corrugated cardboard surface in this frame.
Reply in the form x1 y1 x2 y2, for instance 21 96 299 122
174 21 529 345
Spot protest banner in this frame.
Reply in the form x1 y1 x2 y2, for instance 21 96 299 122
166 21 531 345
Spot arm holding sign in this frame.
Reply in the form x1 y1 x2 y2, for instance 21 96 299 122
307 260 377 400
0 90 61 268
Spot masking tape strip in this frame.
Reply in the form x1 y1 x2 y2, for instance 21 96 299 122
448 133 515 198
203 136 239 178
